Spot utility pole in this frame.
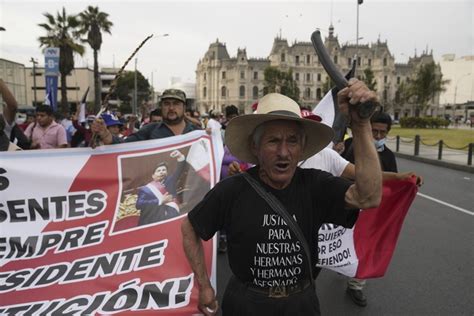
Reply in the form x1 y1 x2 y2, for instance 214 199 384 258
354 0 363 70
30 57 38 107
134 58 138 115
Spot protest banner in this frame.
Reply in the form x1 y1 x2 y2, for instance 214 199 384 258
0 130 223 315
317 177 418 278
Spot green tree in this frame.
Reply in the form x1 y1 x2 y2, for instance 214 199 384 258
362 67 377 91
115 71 150 113
79 6 113 112
264 66 300 102
405 62 449 116
38 7 85 114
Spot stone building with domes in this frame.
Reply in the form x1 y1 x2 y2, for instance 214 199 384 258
195 25 441 119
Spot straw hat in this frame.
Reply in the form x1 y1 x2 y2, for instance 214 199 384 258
225 93 334 164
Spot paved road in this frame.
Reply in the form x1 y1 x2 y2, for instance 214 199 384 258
216 158 474 315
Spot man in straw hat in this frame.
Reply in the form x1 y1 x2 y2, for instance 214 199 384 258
181 78 382 315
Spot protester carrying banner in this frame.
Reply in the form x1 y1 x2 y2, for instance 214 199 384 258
92 89 200 144
181 79 382 316
101 112 124 138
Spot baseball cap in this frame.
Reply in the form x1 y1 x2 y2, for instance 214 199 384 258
160 89 186 103
101 113 123 127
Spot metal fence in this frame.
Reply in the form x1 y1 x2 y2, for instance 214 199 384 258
389 135 473 166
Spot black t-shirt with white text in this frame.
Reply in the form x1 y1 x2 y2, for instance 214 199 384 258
188 166 358 288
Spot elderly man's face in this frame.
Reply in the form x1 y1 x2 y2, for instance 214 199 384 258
252 120 304 189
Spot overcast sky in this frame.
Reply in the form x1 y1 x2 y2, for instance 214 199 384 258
0 0 472 90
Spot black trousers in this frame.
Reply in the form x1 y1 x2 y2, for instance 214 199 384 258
222 277 321 316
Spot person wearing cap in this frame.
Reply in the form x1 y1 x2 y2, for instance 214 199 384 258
181 79 382 315
91 89 199 144
101 112 124 138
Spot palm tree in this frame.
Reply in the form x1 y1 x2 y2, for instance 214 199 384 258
79 6 113 112
38 7 85 114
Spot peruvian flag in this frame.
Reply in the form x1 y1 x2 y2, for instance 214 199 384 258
317 177 418 278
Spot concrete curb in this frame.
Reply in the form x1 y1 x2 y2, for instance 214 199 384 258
394 152 474 174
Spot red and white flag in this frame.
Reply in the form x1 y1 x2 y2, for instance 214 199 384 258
317 177 418 278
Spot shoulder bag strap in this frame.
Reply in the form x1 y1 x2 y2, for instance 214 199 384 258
242 172 314 283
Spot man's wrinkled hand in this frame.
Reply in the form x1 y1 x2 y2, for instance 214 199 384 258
337 78 378 123
198 285 218 315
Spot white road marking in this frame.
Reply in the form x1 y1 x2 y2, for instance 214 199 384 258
417 193 473 216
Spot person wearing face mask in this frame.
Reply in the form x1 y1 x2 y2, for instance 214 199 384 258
342 111 397 173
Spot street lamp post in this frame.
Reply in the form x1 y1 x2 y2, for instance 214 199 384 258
354 0 363 70
30 58 38 107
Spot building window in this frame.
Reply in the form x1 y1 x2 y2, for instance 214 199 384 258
307 55 311 64
222 71 226 79
254 71 258 80
239 85 245 98
240 71 245 79
357 57 361 66
295 56 300 65
203 87 207 98
347 58 352 67
368 59 372 66
281 53 286 62
383 58 387 66
316 88 322 99
263 86 269 95
306 73 311 82
383 89 388 101
384 76 388 83
397 76 401 84
334 55 338 64
203 73 207 81
317 73 321 82
221 86 226 98
295 73 300 81
253 86 259 99
305 88 311 99
395 91 400 103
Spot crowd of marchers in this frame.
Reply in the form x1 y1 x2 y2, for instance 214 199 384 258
1 76 422 315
